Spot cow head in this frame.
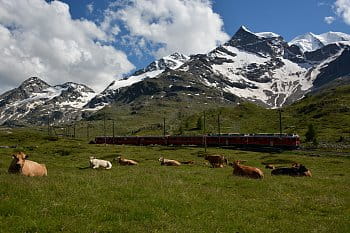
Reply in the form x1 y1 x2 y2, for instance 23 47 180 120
11 152 28 168
89 156 96 167
159 157 164 162
298 164 308 173
236 160 247 164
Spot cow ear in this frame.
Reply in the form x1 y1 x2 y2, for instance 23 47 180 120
12 154 16 159
24 154 29 159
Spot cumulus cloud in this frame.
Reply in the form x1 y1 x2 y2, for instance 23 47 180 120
324 16 335 24
334 0 350 25
0 0 134 94
103 0 229 58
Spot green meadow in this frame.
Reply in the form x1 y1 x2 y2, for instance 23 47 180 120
0 128 349 233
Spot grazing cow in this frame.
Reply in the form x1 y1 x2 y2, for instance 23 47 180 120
115 156 138 166
231 160 264 179
89 156 112 169
271 164 312 177
8 152 47 177
265 164 275 169
159 157 181 166
204 155 227 168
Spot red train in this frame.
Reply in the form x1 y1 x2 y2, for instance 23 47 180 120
93 133 300 149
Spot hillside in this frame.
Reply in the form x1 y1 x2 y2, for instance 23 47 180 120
72 84 350 146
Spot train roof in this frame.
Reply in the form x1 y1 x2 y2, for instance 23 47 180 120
96 134 300 138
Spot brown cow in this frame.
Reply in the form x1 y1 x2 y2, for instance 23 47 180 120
115 156 138 166
231 160 264 179
8 152 47 176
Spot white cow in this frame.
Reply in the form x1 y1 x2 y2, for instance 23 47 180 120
89 156 112 169
159 157 181 166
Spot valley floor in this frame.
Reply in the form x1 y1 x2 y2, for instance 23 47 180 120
0 129 349 233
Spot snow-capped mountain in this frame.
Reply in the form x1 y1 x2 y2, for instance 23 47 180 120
289 32 350 52
172 26 349 107
0 77 95 125
1 26 349 125
85 52 189 109
83 26 350 111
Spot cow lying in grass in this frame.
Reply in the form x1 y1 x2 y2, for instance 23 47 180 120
115 156 138 166
89 157 112 169
159 157 181 166
271 163 312 177
231 160 264 179
205 155 227 168
8 152 47 177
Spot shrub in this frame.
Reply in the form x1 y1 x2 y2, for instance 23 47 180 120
196 116 203 130
305 124 317 145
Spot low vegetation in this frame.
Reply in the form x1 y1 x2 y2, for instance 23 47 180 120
0 128 349 232
50 85 350 149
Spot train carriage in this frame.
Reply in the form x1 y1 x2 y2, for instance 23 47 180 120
167 136 204 146
139 136 167 146
94 134 300 149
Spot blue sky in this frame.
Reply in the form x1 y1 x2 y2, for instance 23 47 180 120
0 0 349 93
213 0 349 39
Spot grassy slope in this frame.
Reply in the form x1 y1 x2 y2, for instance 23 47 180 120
71 85 350 145
0 129 349 232
181 85 350 143
286 85 350 142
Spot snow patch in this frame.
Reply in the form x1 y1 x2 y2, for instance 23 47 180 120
290 31 350 52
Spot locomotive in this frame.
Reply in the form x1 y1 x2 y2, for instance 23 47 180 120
94 133 300 149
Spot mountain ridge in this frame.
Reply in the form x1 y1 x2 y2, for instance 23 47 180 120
1 26 349 125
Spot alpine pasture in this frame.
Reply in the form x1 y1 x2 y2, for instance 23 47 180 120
0 128 349 233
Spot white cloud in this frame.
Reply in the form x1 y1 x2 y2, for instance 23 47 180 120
324 16 335 24
87 3 94 14
0 0 135 94
317 2 332 7
104 0 229 58
334 0 350 25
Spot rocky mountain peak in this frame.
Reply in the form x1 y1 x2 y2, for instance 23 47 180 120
167 52 189 62
225 26 287 57
228 25 259 44
0 77 97 125
58 82 95 93
19 77 50 94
